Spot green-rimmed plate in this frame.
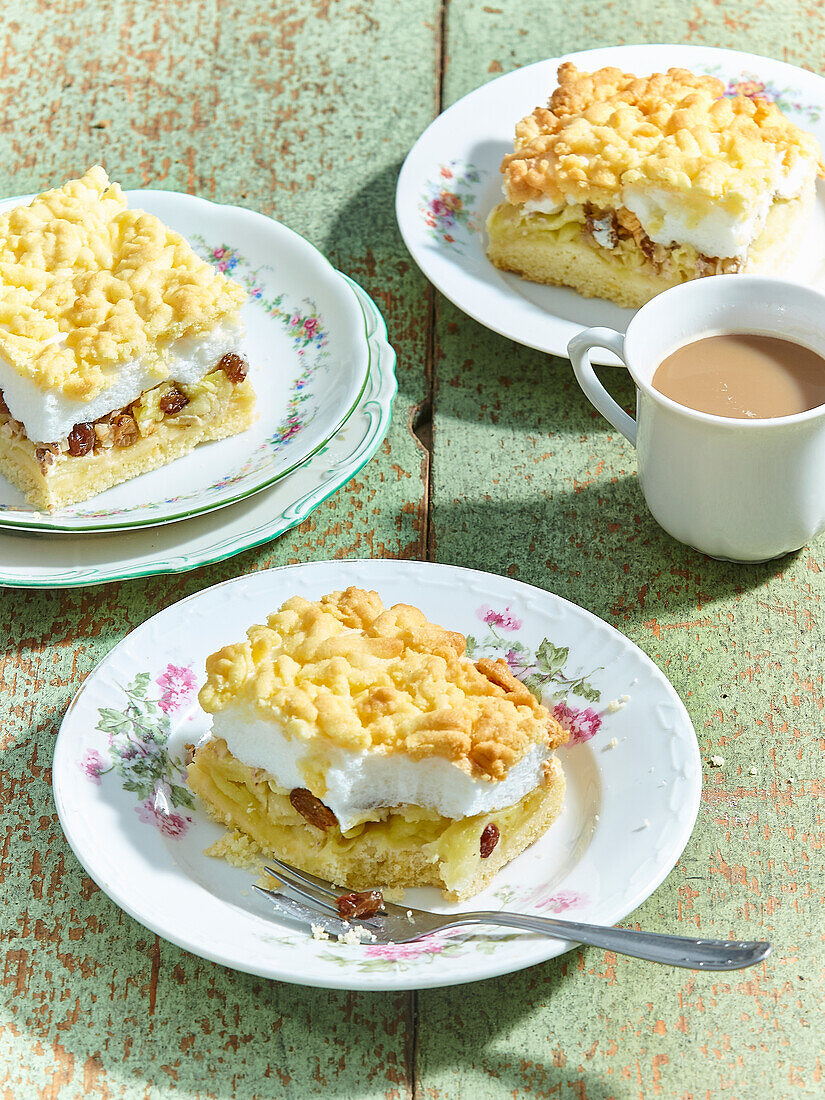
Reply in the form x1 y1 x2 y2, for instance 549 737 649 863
0 277 396 587
0 190 372 532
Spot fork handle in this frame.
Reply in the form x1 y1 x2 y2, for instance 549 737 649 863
449 912 771 970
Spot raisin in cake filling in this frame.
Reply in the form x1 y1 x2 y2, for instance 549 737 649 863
0 349 249 464
0 319 245 445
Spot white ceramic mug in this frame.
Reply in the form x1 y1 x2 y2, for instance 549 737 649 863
567 275 825 562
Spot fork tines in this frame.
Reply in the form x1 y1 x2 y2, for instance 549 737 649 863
263 858 385 930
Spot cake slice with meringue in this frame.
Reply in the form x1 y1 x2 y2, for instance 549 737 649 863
0 166 253 511
187 586 567 901
487 63 825 307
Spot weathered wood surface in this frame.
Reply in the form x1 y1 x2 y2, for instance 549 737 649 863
0 1 823 1096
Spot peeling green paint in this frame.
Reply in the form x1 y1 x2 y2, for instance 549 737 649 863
1 1 823 1097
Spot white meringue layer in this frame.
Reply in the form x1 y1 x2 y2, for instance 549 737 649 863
0 319 244 443
518 155 817 260
210 704 551 833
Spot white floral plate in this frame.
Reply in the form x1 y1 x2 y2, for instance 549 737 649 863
397 44 825 365
53 559 701 991
0 279 395 587
0 191 372 532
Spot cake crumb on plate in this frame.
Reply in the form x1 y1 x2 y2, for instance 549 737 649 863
337 925 377 945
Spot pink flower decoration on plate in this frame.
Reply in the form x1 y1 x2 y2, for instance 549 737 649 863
135 798 191 839
504 648 527 674
535 890 585 915
79 749 107 784
364 931 459 961
553 701 602 744
155 664 197 714
477 605 523 632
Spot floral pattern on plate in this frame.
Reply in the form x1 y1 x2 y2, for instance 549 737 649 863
193 239 331 454
86 666 197 836
465 603 615 744
419 161 484 251
319 928 522 971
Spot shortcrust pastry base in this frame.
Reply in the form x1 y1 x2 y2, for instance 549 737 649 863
187 737 566 902
486 192 811 308
0 379 255 512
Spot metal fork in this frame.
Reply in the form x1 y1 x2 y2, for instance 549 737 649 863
253 858 771 971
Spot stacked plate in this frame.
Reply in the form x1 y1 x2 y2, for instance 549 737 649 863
0 191 397 588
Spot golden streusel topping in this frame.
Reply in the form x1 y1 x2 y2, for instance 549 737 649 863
502 64 824 210
199 587 567 781
0 167 246 399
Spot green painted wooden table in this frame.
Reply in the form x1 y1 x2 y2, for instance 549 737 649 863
1 2 823 1096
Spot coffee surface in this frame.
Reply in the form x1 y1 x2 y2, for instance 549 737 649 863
652 333 825 419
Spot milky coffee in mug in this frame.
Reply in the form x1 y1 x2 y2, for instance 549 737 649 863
652 333 825 420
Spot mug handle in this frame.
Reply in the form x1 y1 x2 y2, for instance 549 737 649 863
567 328 637 446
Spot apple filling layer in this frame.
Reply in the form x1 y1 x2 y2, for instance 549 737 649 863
0 354 254 511
486 192 812 309
188 737 566 902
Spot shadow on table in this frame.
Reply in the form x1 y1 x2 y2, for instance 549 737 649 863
430 477 796 631
322 160 430 402
414 952 644 1096
323 161 406 270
